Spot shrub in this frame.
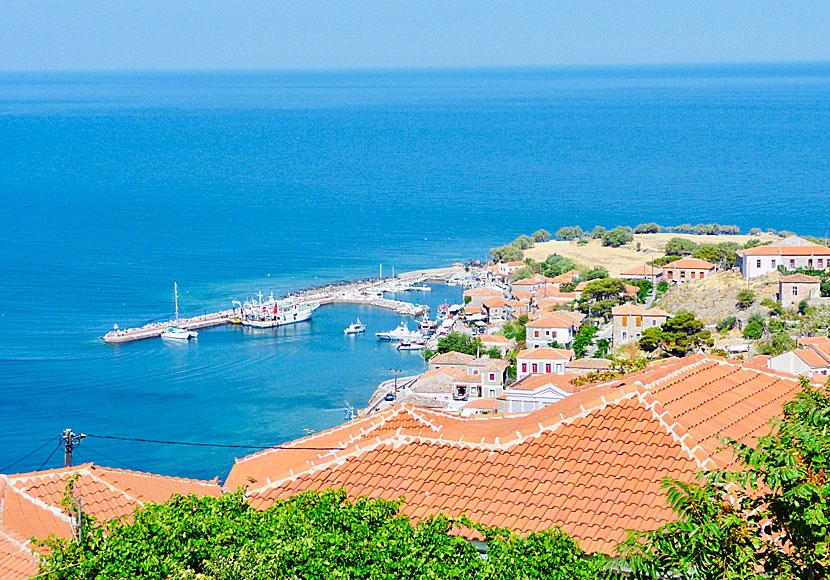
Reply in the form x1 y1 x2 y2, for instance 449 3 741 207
716 316 737 332
591 225 606 238
736 289 755 309
556 226 583 240
532 229 551 242
749 227 762 235
634 223 663 234
743 319 765 340
664 237 698 256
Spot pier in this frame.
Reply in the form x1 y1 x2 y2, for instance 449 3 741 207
101 266 461 344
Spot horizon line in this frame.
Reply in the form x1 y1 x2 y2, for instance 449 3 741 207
2 59 830 76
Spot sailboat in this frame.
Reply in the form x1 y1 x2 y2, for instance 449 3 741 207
161 282 198 340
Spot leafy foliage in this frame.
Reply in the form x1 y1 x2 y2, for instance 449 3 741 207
591 225 606 238
664 237 698 256
716 316 737 332
500 315 528 343
638 312 713 357
582 266 609 281
618 377 830 580
532 229 552 242
743 319 765 340
436 331 481 356
572 325 598 358
601 227 634 247
543 254 579 277
38 488 608 580
758 332 796 356
578 278 632 319
634 223 663 234
556 226 584 240
736 289 755 309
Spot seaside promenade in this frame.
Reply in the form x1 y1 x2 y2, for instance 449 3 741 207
102 267 460 344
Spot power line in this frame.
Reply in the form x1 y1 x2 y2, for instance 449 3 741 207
85 433 343 451
38 441 62 471
81 445 143 472
0 438 56 473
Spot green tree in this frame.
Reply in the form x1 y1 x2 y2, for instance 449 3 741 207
799 299 810 315
544 254 579 276
736 289 755 309
512 235 534 250
532 229 552 242
663 237 698 256
572 325 599 358
594 338 611 358
633 223 663 234
38 488 607 580
821 279 830 298
436 331 480 355
489 244 523 262
556 226 584 240
582 266 609 281
591 225 606 238
716 316 737 332
579 278 631 319
637 312 713 357
758 332 796 356
510 265 536 282
631 279 653 303
601 227 634 248
743 319 765 340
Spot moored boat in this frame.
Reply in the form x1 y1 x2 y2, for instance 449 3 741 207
376 321 421 342
344 318 366 334
161 283 198 340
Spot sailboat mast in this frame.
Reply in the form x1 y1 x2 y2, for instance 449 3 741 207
174 282 179 322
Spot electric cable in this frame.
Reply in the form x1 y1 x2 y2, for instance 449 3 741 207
85 433 343 450
0 438 56 473
37 441 62 471
81 445 143 472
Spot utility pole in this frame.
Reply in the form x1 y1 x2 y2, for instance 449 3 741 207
62 429 86 468
390 368 402 397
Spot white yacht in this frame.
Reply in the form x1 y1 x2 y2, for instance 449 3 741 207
376 321 421 342
238 292 317 327
161 283 198 340
397 340 426 351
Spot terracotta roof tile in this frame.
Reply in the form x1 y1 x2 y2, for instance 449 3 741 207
662 258 717 270
780 274 821 283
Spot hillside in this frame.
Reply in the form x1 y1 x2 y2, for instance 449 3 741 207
655 269 780 325
523 232 779 276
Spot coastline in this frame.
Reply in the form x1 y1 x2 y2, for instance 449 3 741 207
102 266 464 343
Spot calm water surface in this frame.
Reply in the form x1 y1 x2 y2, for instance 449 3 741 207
1 64 829 479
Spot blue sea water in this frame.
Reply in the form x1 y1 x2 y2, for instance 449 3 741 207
1 64 829 480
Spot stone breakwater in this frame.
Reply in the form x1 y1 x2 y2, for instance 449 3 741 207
102 266 462 344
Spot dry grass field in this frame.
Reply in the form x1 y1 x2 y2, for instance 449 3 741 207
523 232 780 277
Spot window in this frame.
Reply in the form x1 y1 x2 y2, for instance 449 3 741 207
489 373 495 381
622 331 628 341
652 319 658 326
691 272 696 279
521 363 527 373
489 389 495 397
531 363 538 373
545 363 551 373
534 330 540 338
820 259 825 268
621 315 628 326
680 271 686 279
790 259 796 268
635 316 642 327
809 259 814 269
793 286 798 296
757 259 762 268
772 259 776 266
556 363 563 372
667 271 673 280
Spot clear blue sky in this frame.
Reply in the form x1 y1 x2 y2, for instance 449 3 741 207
1 0 828 71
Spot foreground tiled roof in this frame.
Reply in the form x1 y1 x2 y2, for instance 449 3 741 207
429 352 476 365
566 358 614 371
227 355 807 555
0 463 222 580
506 373 583 393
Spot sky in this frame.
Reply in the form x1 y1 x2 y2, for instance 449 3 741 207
1 1 829 71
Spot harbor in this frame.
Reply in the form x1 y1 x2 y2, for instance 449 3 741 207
101 266 463 344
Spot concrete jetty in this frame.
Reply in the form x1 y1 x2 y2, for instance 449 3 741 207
101 266 462 344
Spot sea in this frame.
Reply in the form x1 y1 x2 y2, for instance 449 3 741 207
1 64 829 481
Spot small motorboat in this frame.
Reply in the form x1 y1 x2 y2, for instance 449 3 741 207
397 341 426 351
344 318 366 334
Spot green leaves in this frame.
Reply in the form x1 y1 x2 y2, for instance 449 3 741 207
38 488 608 579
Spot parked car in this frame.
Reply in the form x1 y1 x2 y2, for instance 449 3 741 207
384 392 395 401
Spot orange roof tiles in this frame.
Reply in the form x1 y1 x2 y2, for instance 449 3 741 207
482 297 507 308
463 287 503 297
0 463 222 580
429 352 476 365
798 336 830 347
228 355 809 555
507 373 583 393
663 258 716 270
621 265 664 277
516 347 575 361
794 349 830 368
463 399 499 410
479 334 510 344
611 304 670 317
738 244 830 257
526 313 580 329
780 273 821 283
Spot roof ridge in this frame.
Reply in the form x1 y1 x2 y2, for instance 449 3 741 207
85 467 145 508
6 479 73 526
0 524 34 555
92 465 220 487
637 387 717 471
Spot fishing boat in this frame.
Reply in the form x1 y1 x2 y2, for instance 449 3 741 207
237 292 318 327
161 283 198 340
376 321 421 342
344 319 366 334
409 285 432 291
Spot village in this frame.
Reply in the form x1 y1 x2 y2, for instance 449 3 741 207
5 226 830 578
364 228 830 419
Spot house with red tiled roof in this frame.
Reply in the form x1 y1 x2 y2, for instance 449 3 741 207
516 347 574 380
481 297 507 321
566 357 614 375
662 258 716 283
620 265 664 284
778 273 821 307
611 304 670 346
737 237 830 280
525 313 581 349
225 355 810 555
498 261 526 277
767 340 830 378
0 463 222 580
547 269 580 286
505 298 531 319
478 334 515 356
463 286 503 309
504 373 585 412
428 351 476 371
460 398 499 416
